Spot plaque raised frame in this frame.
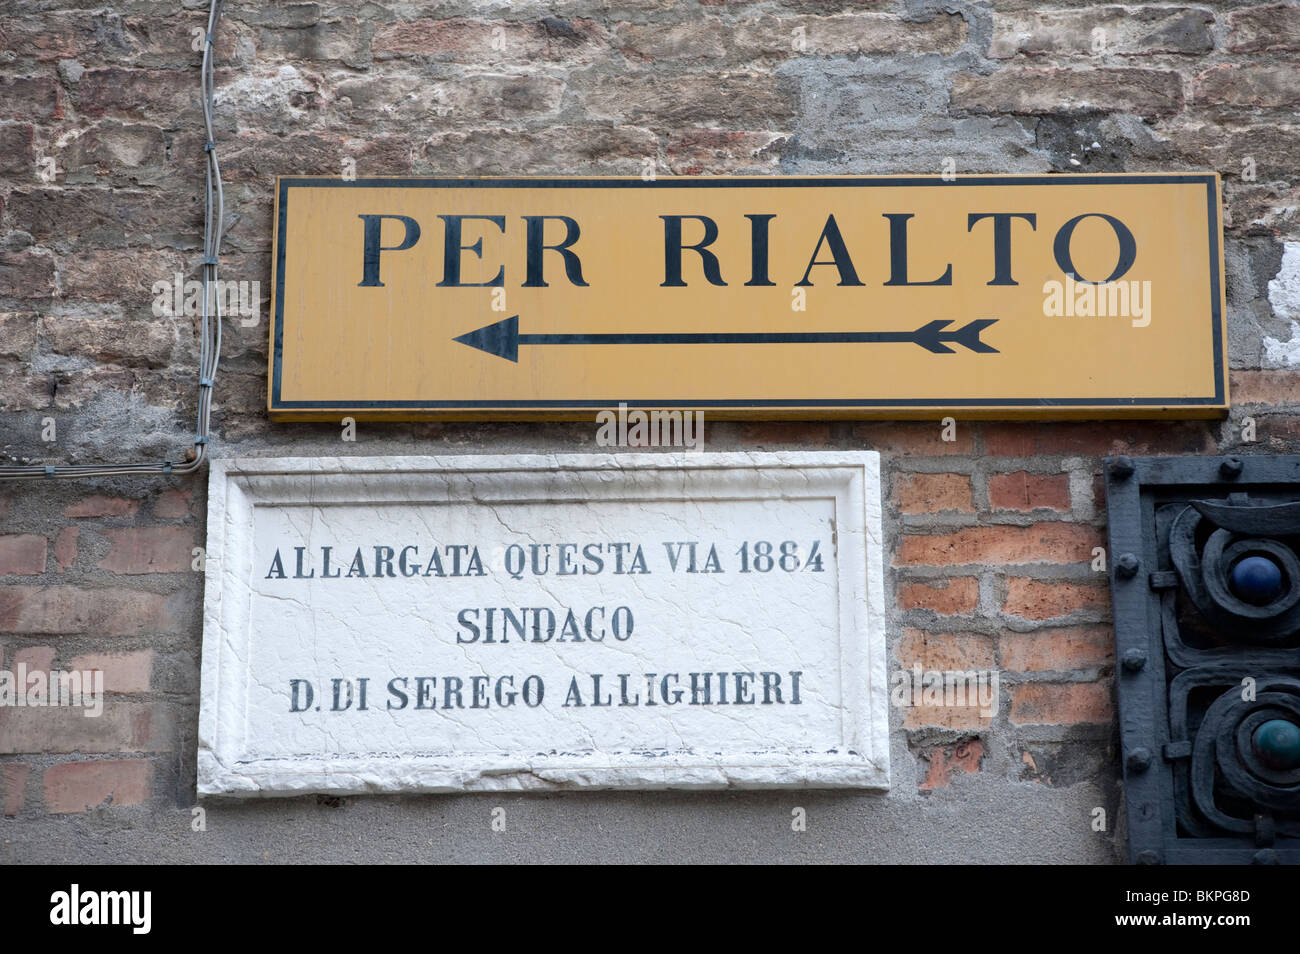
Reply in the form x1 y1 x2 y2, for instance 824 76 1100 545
198 452 890 796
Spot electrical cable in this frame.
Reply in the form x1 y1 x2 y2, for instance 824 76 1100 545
0 0 226 481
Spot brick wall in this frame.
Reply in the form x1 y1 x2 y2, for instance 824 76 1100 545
0 0 1297 861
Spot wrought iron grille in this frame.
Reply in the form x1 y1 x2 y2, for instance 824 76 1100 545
1105 454 1300 864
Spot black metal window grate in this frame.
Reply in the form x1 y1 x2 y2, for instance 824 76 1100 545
1106 454 1300 864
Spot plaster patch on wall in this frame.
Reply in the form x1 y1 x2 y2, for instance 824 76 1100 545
1264 242 1300 368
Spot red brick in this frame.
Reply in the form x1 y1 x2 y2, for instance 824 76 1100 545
905 703 991 731
422 124 653 175
65 493 142 520
918 739 985 791
896 632 997 730
0 701 160 754
0 123 36 178
990 8 1211 57
1003 578 1109 621
56 120 171 186
206 130 348 184
72 68 203 120
1196 64 1300 108
98 527 196 574
1249 416 1300 449
0 14 99 62
0 585 177 636
106 17 253 70
898 577 979 614
731 12 967 58
896 473 973 514
0 534 47 575
1000 625 1114 672
43 759 150 813
898 628 994 670
899 523 1101 567
982 422 1212 458
952 67 1184 116
0 75 63 121
200 124 324 181
375 18 608 63
6 188 200 248
578 64 796 124
1 14 196 68
153 489 193 519
376 18 495 56
617 19 728 61
67 650 152 693
989 472 1070 512
54 527 77 571
2 763 31 816
1230 370 1300 407
56 248 184 307
241 18 369 67
0 250 57 299
736 422 833 447
1009 683 1112 725
0 314 37 362
0 371 54 412
1227 4 1300 52
664 128 783 175
338 72 567 126
13 645 54 673
853 422 975 455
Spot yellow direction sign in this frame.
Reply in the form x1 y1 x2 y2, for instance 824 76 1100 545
268 174 1227 420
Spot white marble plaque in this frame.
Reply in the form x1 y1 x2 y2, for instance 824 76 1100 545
198 452 888 795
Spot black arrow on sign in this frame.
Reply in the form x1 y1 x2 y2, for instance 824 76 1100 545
453 315 998 363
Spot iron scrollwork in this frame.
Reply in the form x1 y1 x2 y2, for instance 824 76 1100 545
1105 454 1300 864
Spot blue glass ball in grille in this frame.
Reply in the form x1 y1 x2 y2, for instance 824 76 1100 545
1229 555 1285 605
1252 719 1300 771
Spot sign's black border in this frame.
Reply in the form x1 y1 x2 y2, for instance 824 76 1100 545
270 175 1225 412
